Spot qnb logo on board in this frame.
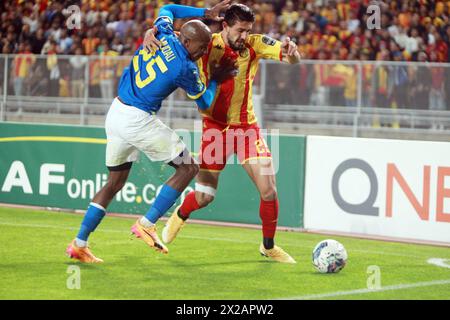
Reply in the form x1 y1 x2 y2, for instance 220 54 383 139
331 159 450 223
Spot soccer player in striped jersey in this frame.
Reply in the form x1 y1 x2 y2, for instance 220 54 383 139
148 4 301 263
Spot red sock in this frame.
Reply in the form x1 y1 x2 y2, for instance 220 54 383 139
179 191 200 219
259 198 279 238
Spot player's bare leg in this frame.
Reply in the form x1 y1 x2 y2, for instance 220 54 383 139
162 169 220 243
242 158 296 264
67 167 131 263
93 168 131 208
133 150 199 253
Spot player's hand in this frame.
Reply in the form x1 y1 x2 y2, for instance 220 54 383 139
210 57 238 83
281 36 298 56
143 26 161 53
205 0 231 22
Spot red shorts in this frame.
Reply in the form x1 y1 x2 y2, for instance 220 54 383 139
199 118 272 172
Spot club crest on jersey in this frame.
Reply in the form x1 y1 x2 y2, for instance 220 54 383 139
239 48 249 58
262 35 276 46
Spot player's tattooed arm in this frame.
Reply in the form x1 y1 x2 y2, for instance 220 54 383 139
281 36 301 64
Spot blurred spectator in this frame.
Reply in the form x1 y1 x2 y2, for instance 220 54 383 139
11 42 35 101
46 40 60 96
371 50 390 109
116 11 133 39
19 24 33 44
89 51 101 98
45 20 63 43
12 42 36 112
311 51 330 106
279 1 299 33
41 35 59 55
390 51 409 108
82 29 100 55
327 59 347 106
69 47 88 98
343 64 357 107
111 37 124 54
22 11 39 34
30 28 47 54
347 10 360 33
99 42 118 100
2 32 16 53
59 29 73 54
429 52 446 111
408 51 431 109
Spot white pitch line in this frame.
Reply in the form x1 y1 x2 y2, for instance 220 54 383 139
427 258 450 269
279 279 450 300
0 220 443 258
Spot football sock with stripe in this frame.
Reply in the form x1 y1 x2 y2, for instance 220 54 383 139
263 237 275 250
76 203 106 247
260 198 279 249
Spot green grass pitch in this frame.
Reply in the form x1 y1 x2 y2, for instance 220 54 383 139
0 206 449 300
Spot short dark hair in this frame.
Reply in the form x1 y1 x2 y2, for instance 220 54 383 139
224 4 255 26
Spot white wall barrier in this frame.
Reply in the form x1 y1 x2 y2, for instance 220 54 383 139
304 136 450 243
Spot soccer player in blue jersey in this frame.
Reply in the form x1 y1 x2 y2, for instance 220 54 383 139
66 1 233 263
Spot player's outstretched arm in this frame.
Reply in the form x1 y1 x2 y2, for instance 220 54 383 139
281 37 301 64
144 1 230 51
159 0 230 22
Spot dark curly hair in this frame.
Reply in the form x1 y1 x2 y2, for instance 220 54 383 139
224 4 255 26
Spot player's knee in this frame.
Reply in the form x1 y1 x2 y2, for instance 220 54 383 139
178 163 199 179
260 186 277 201
194 183 216 207
108 179 126 194
196 192 215 207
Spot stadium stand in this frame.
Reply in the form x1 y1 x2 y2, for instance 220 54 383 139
1 0 449 61
0 0 449 138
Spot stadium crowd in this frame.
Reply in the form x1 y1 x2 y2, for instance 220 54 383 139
0 0 449 110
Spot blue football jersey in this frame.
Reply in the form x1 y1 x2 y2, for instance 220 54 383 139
117 17 206 114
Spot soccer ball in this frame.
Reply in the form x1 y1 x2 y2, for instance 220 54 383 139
312 239 348 273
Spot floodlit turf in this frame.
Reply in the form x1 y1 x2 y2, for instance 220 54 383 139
0 206 449 300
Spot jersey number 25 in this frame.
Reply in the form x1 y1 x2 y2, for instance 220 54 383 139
133 49 168 88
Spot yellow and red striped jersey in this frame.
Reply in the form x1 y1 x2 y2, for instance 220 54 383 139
14 53 35 78
197 33 282 126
